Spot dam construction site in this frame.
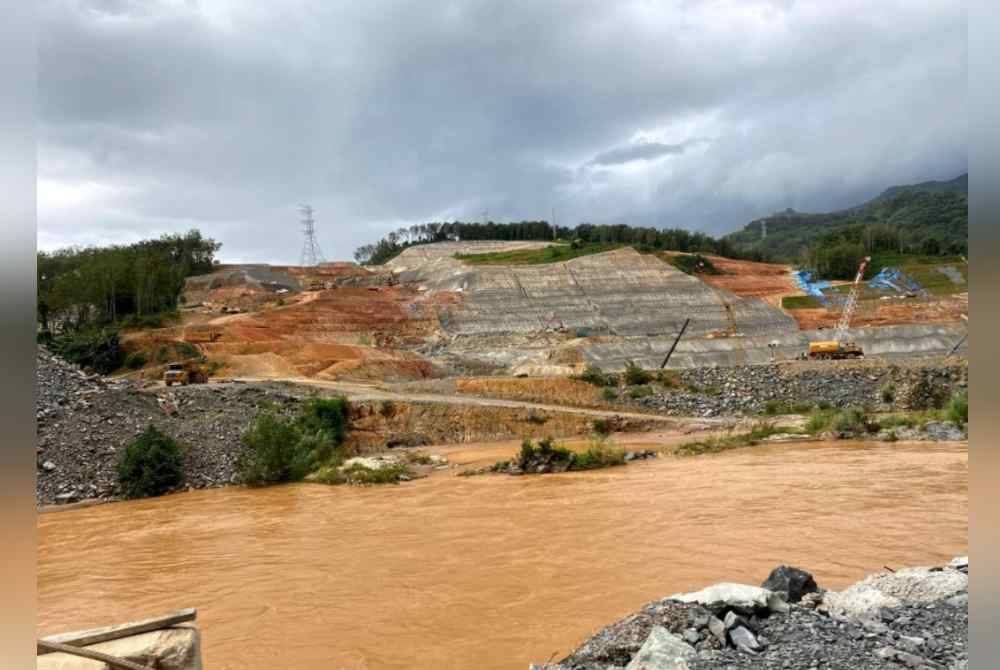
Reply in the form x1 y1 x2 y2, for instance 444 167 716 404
126 240 968 383
36 240 968 670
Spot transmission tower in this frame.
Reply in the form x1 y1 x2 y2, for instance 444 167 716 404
299 204 325 267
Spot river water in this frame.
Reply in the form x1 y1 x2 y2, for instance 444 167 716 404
37 440 967 669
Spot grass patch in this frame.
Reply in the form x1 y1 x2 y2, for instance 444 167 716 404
782 295 824 310
341 462 412 485
627 385 654 399
455 242 620 265
601 387 619 401
655 369 683 389
676 422 801 456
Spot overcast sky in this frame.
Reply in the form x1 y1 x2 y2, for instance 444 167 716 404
38 0 967 263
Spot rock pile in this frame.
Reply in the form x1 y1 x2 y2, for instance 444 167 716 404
37 347 306 506
534 559 968 670
629 362 967 418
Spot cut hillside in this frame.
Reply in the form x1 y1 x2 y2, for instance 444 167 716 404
111 239 968 383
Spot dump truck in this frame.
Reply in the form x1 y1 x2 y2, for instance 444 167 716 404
163 361 208 386
807 340 864 360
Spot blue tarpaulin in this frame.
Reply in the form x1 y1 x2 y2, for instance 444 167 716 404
868 267 925 296
793 270 832 304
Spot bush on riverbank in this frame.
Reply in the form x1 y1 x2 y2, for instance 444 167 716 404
237 397 352 486
947 390 968 425
117 425 185 499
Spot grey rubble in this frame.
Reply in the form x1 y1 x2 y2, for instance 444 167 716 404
535 560 968 670
36 347 305 506
631 362 967 418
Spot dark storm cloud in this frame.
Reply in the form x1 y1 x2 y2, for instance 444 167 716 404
37 1 967 262
590 140 705 167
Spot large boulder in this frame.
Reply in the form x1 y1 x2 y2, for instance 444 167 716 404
822 567 968 620
761 565 820 603
669 583 784 615
624 626 695 670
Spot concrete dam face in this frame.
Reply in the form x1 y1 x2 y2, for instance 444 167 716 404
387 242 966 372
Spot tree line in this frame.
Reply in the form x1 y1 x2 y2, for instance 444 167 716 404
37 230 220 335
353 220 762 265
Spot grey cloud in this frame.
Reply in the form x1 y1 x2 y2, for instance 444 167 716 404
37 1 967 263
589 140 705 167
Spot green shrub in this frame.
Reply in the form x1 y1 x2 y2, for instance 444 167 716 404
624 360 653 386
573 439 626 470
947 390 968 425
831 407 872 434
117 425 185 499
669 253 721 275
516 437 574 469
124 352 148 370
627 385 654 399
237 411 312 485
601 387 619 401
379 400 396 417
592 419 612 436
881 383 896 404
578 365 617 387
51 327 124 374
298 396 351 447
155 345 170 363
526 412 548 425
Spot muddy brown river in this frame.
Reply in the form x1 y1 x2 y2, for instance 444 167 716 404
38 441 967 669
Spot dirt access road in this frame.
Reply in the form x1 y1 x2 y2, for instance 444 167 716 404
225 376 733 430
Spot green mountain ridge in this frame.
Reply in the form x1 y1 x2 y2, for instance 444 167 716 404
724 173 968 264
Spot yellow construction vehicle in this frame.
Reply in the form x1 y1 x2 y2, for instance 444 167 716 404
807 339 864 360
807 256 870 361
163 361 209 386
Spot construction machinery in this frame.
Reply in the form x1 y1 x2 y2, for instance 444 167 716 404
163 361 209 386
807 256 870 360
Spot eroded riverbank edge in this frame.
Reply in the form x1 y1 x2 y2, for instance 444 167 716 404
534 558 969 670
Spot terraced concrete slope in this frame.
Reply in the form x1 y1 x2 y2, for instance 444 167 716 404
389 243 797 339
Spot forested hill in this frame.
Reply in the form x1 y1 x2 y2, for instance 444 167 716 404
724 173 968 264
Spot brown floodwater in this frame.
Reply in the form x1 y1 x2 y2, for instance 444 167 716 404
37 440 967 670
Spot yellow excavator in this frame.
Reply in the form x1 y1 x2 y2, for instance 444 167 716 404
807 256 870 360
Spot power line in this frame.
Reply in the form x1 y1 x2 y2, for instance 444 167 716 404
299 204 325 267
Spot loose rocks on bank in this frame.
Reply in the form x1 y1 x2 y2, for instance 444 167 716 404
534 559 968 670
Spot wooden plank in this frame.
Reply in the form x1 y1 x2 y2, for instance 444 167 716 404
38 609 197 655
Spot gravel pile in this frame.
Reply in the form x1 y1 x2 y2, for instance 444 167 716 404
629 363 966 418
36 347 307 506
535 559 968 670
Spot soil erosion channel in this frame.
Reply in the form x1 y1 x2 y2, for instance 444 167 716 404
38 440 967 670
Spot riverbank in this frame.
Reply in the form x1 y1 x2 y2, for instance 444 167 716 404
534 558 969 670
